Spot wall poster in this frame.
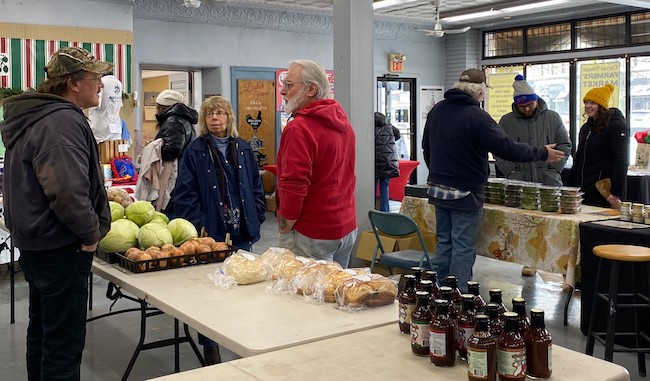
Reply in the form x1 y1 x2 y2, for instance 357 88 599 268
237 79 276 169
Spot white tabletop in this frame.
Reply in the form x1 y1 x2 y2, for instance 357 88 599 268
92 259 398 357
148 325 630 381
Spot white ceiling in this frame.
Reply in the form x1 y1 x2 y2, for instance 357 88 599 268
198 0 649 28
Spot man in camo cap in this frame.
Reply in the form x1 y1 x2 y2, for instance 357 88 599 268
0 46 112 380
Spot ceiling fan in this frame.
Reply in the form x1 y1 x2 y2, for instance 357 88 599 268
419 0 471 38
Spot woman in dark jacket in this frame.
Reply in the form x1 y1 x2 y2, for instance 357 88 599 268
174 95 265 364
564 84 629 208
174 95 265 248
374 112 400 211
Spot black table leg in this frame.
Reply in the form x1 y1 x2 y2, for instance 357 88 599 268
564 284 574 327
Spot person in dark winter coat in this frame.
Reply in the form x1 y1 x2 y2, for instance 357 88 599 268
0 46 112 381
422 68 565 294
153 89 198 216
496 75 571 186
174 95 265 365
563 84 628 208
374 112 400 211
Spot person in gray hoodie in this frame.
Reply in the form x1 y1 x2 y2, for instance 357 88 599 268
0 47 111 381
496 75 571 186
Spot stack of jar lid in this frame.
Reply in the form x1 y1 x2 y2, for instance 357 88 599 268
485 178 506 205
539 185 560 212
504 180 523 208
559 186 583 214
632 203 645 223
520 183 541 210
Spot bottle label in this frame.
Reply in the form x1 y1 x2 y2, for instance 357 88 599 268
429 329 447 357
468 347 489 379
497 347 526 377
457 324 475 352
548 343 553 370
411 320 430 349
399 303 415 325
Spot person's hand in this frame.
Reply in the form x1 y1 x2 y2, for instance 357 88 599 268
544 143 565 163
278 216 297 234
607 194 622 210
81 242 98 252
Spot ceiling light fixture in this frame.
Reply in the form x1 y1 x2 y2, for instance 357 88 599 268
441 0 568 23
373 0 419 11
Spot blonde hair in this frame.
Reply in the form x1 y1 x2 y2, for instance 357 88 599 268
198 96 239 138
453 81 487 102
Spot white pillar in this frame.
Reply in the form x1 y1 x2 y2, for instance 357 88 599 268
333 0 374 234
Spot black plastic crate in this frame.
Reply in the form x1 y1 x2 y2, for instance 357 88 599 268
95 248 120 264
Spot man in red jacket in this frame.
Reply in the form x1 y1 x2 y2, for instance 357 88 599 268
276 59 357 267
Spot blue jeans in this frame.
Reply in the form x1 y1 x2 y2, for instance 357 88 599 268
19 243 94 381
434 205 482 294
377 177 390 212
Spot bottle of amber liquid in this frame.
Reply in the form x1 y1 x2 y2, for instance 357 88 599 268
429 299 456 367
419 280 436 307
446 275 463 309
468 315 497 381
511 297 530 336
467 281 487 314
423 270 442 298
524 308 552 379
486 303 503 341
457 294 477 361
411 266 423 285
440 286 459 322
489 289 508 318
398 274 417 334
497 312 526 381
411 291 432 356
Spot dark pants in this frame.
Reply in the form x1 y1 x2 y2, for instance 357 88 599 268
19 243 94 381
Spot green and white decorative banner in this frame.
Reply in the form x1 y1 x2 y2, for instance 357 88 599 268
0 38 131 92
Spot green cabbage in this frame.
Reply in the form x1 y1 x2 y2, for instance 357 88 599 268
109 201 125 222
154 212 170 224
138 222 173 249
150 217 169 226
99 219 140 252
167 218 199 246
125 201 156 227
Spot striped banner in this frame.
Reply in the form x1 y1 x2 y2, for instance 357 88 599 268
0 37 132 92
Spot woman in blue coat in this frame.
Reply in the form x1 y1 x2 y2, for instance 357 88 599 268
175 95 266 250
174 95 266 364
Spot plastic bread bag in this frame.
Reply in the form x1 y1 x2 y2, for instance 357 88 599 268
260 247 296 274
265 255 313 295
259 247 297 282
314 268 371 303
291 260 343 300
209 251 271 289
334 273 399 312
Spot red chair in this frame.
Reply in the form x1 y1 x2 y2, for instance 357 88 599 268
376 160 420 202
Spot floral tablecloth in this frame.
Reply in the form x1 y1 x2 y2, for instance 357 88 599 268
399 196 621 286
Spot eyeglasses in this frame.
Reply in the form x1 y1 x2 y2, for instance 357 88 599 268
206 110 227 117
517 103 536 111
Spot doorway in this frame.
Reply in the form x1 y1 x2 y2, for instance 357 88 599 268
376 76 417 184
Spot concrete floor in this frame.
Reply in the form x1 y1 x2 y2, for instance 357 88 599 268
0 207 646 380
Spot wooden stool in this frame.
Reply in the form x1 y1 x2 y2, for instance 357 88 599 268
585 244 650 376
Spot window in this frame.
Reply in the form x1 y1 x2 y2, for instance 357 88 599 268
526 63 571 132
631 12 650 45
576 16 626 49
527 24 571 53
485 29 523 57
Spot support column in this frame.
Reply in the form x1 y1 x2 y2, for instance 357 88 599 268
333 0 374 234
